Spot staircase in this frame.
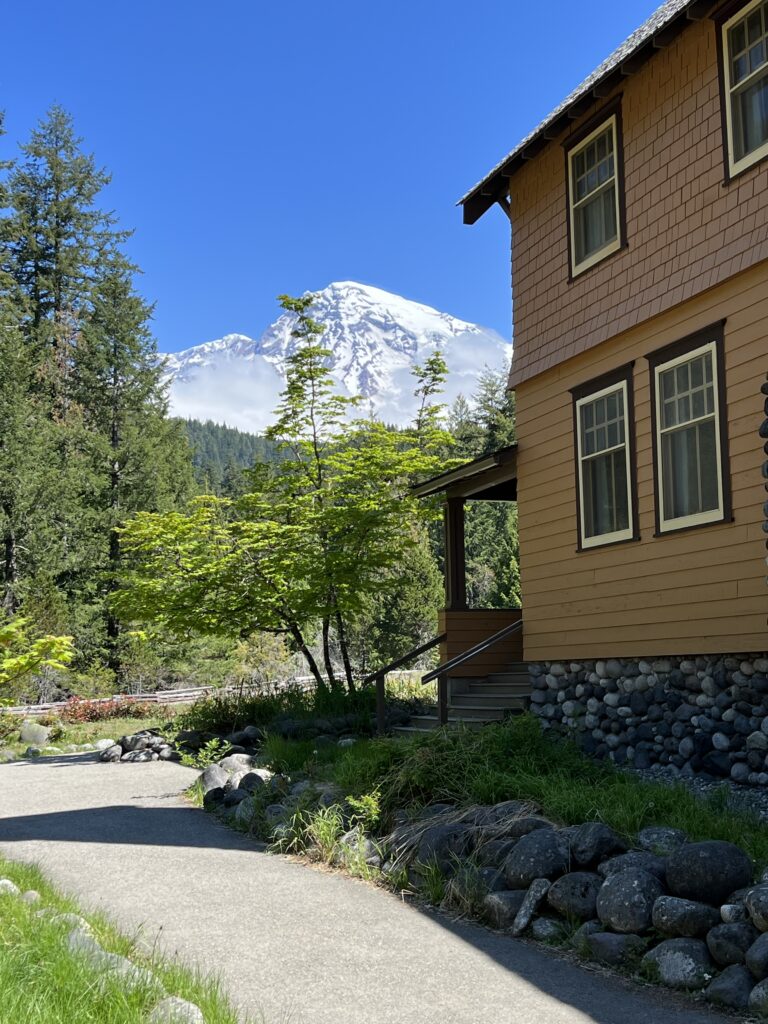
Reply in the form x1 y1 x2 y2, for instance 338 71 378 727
391 663 531 736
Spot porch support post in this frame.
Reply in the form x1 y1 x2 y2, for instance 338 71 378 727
444 497 467 611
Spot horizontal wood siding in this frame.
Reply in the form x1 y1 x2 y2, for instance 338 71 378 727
516 263 768 662
438 609 523 676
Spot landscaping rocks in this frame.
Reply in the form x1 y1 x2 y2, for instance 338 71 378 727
666 841 753 905
97 730 179 765
706 922 759 965
746 885 768 930
587 932 647 966
200 764 228 795
636 826 687 855
651 896 720 938
504 829 570 888
747 932 768 979
642 938 715 990
416 824 474 873
568 823 626 866
148 997 206 1023
704 964 754 1009
0 879 20 896
20 719 50 745
595 868 664 933
597 851 666 881
99 744 123 763
529 917 564 942
483 890 527 929
546 872 602 921
510 878 550 937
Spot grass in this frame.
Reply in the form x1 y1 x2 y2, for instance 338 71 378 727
262 715 768 868
0 856 241 1024
0 716 175 760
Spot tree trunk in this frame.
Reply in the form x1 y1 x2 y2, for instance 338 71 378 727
2 506 18 614
106 375 121 676
288 622 326 691
335 610 355 692
322 615 338 689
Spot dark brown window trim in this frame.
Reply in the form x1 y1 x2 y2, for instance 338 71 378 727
714 0 768 184
563 95 628 284
646 320 732 537
570 361 640 553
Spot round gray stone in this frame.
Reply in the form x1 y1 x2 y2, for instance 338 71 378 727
666 841 753 906
642 938 715 990
704 964 754 1009
652 896 721 938
546 872 602 921
636 826 687 855
747 931 768 980
595 868 664 934
504 829 570 889
706 922 759 966
483 890 527 930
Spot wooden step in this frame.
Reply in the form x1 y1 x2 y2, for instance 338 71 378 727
450 695 527 711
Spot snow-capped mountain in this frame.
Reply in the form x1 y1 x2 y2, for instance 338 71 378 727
164 282 510 433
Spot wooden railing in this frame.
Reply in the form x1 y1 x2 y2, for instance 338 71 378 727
422 619 524 725
363 634 446 735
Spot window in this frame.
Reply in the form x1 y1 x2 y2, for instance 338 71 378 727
722 0 768 176
574 375 634 548
649 326 729 533
567 114 623 276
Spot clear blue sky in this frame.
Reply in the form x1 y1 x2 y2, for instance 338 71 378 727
3 0 657 352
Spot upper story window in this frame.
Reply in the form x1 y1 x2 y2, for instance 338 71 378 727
566 113 623 277
722 0 768 176
573 367 635 549
648 325 730 534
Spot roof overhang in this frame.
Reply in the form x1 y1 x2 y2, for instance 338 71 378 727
459 0 720 225
412 444 518 501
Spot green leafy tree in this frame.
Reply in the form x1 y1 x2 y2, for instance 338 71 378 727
0 617 74 695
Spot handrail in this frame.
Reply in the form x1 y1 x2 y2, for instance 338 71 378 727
421 619 523 685
364 632 446 735
362 633 446 686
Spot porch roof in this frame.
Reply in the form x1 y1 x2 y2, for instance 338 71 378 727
412 444 518 501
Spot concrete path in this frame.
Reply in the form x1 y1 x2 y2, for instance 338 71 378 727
0 755 727 1024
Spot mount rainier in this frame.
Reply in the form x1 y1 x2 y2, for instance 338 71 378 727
164 282 511 433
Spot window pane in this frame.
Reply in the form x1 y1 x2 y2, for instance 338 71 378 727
732 71 768 161
661 419 719 521
583 449 629 539
731 20 746 56
574 183 618 264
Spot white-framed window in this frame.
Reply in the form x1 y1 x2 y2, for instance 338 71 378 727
567 115 622 276
722 0 768 177
653 341 725 532
575 379 634 547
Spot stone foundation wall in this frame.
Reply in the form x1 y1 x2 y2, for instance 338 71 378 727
529 655 768 785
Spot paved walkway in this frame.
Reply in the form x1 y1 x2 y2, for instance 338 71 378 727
0 755 727 1024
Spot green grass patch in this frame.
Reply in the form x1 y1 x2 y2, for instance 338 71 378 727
0 857 240 1024
1 716 175 760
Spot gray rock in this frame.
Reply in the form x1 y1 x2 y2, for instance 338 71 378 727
264 803 287 827
99 956 162 994
597 850 666 881
20 890 40 904
568 823 626 867
50 912 92 931
652 896 721 938
219 753 254 772
751 977 768 1014
587 932 648 966
747 932 768 979
158 746 179 761
234 798 259 828
721 902 748 923
238 770 269 793
636 826 687 855
483 890 528 929
498 816 554 841
476 838 518 868
547 872 602 921
706 922 759 965
0 878 20 896
337 737 357 748
642 938 715 990
222 788 250 807
666 841 753 905
224 769 248 791
511 878 550 937
416 824 474 872
705 964 754 1010
25 746 42 758
504 829 570 888
121 749 153 762
99 744 123 763
746 886 768 931
570 919 603 955
200 763 228 795
120 733 149 752
529 917 564 942
148 997 206 1023
595 868 664 933
202 786 225 809
20 720 50 745
93 738 116 751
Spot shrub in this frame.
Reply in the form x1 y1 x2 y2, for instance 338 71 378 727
0 711 19 743
37 714 65 740
60 697 167 724
180 738 230 769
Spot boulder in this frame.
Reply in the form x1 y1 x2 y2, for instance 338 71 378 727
504 829 570 888
547 872 602 921
19 720 50 745
222 788 250 807
595 868 664 934
651 896 721 938
568 823 626 867
746 886 768 931
476 839 518 867
200 764 228 795
747 932 768 980
570 920 603 956
510 878 550 937
721 902 748 923
93 738 116 751
99 744 123 763
21 890 40 904
121 750 153 762
0 879 20 896
234 798 259 828
529 917 564 942
499 816 554 841
238 770 269 793
416 824 474 873
636 826 687 855
148 997 206 1023
120 733 150 752
597 851 666 882
484 800 539 822
219 754 254 772
642 938 715 990
174 730 204 751
202 787 225 809
706 922 759 966
751 978 768 1015
666 841 753 906
483 890 528 929
587 932 647 966
704 964 754 1010
158 746 180 761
